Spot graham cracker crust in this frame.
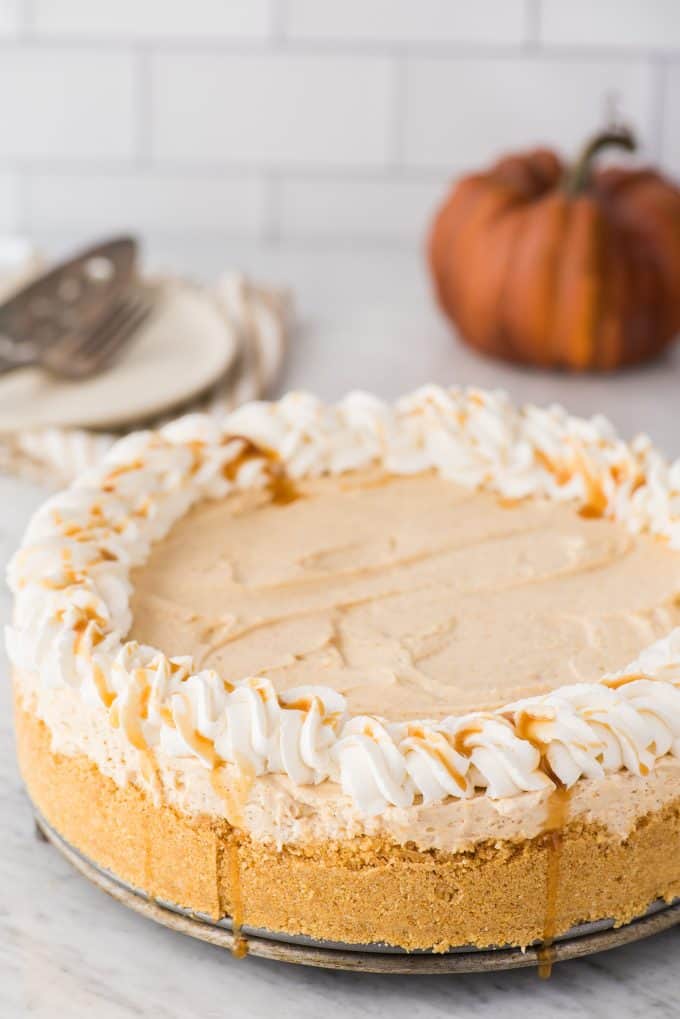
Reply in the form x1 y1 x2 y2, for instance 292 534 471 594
15 701 680 952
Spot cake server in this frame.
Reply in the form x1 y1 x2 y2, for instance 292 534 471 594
0 236 145 378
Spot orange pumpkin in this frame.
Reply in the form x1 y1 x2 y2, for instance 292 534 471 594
428 128 680 371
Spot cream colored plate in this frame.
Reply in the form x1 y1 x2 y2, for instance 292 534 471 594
0 282 238 432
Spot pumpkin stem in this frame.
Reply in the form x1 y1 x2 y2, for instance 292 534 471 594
564 126 637 196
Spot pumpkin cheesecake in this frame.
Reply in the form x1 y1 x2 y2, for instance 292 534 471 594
8 386 680 953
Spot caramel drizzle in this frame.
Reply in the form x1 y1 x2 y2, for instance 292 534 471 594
537 784 571 979
101 458 145 493
92 662 115 708
222 438 301 506
161 692 217 765
268 470 300 506
406 725 469 793
211 771 250 958
603 671 645 690
281 695 318 714
452 722 483 756
209 758 256 959
211 762 255 831
514 710 573 978
533 447 608 519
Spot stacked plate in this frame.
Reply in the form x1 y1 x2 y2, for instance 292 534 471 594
0 243 289 483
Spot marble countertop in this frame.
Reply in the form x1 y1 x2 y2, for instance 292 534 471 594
1 241 678 1018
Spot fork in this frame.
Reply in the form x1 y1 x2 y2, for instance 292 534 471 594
0 290 152 380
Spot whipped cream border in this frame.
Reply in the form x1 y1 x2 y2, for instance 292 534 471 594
7 385 680 817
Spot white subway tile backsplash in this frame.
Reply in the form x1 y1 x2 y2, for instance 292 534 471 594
31 0 272 41
403 56 654 168
278 174 449 239
0 2 674 245
285 0 528 46
0 0 21 37
540 0 680 51
151 53 394 167
25 172 267 236
0 172 20 230
0 49 136 162
661 65 680 174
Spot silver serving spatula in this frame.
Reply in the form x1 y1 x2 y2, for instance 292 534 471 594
0 236 139 372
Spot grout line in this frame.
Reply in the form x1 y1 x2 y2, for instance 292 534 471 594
523 0 541 51
263 173 282 246
271 0 287 42
134 44 153 168
648 56 668 164
18 0 34 39
388 53 407 169
29 228 424 250
0 159 467 180
0 35 677 61
12 161 31 234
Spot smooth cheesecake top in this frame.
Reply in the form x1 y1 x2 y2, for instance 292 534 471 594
128 468 680 721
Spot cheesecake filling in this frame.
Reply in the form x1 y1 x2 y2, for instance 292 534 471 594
15 669 680 852
130 470 680 720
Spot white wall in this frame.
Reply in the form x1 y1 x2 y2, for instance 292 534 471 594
0 0 678 244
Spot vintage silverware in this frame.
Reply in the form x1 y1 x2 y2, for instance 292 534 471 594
37 289 153 381
0 236 143 378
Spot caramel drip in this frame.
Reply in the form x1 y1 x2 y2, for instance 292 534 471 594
268 469 300 506
575 452 608 519
72 618 88 654
534 447 608 518
102 458 145 492
222 446 258 482
407 727 468 793
123 674 152 751
537 784 571 979
452 723 483 756
282 695 319 714
511 710 573 978
603 671 645 690
92 663 115 708
228 840 248 958
187 440 205 476
210 761 253 957
172 695 219 766
431 744 467 792
42 572 79 591
135 498 151 519
139 748 162 803
211 762 255 830
222 438 301 505
534 449 573 487
578 485 608 519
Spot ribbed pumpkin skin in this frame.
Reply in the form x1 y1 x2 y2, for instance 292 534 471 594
428 148 680 371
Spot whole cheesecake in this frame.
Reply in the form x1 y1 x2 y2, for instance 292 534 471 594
8 386 680 954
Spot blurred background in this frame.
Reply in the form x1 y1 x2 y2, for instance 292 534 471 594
0 0 679 461
1 1 677 245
